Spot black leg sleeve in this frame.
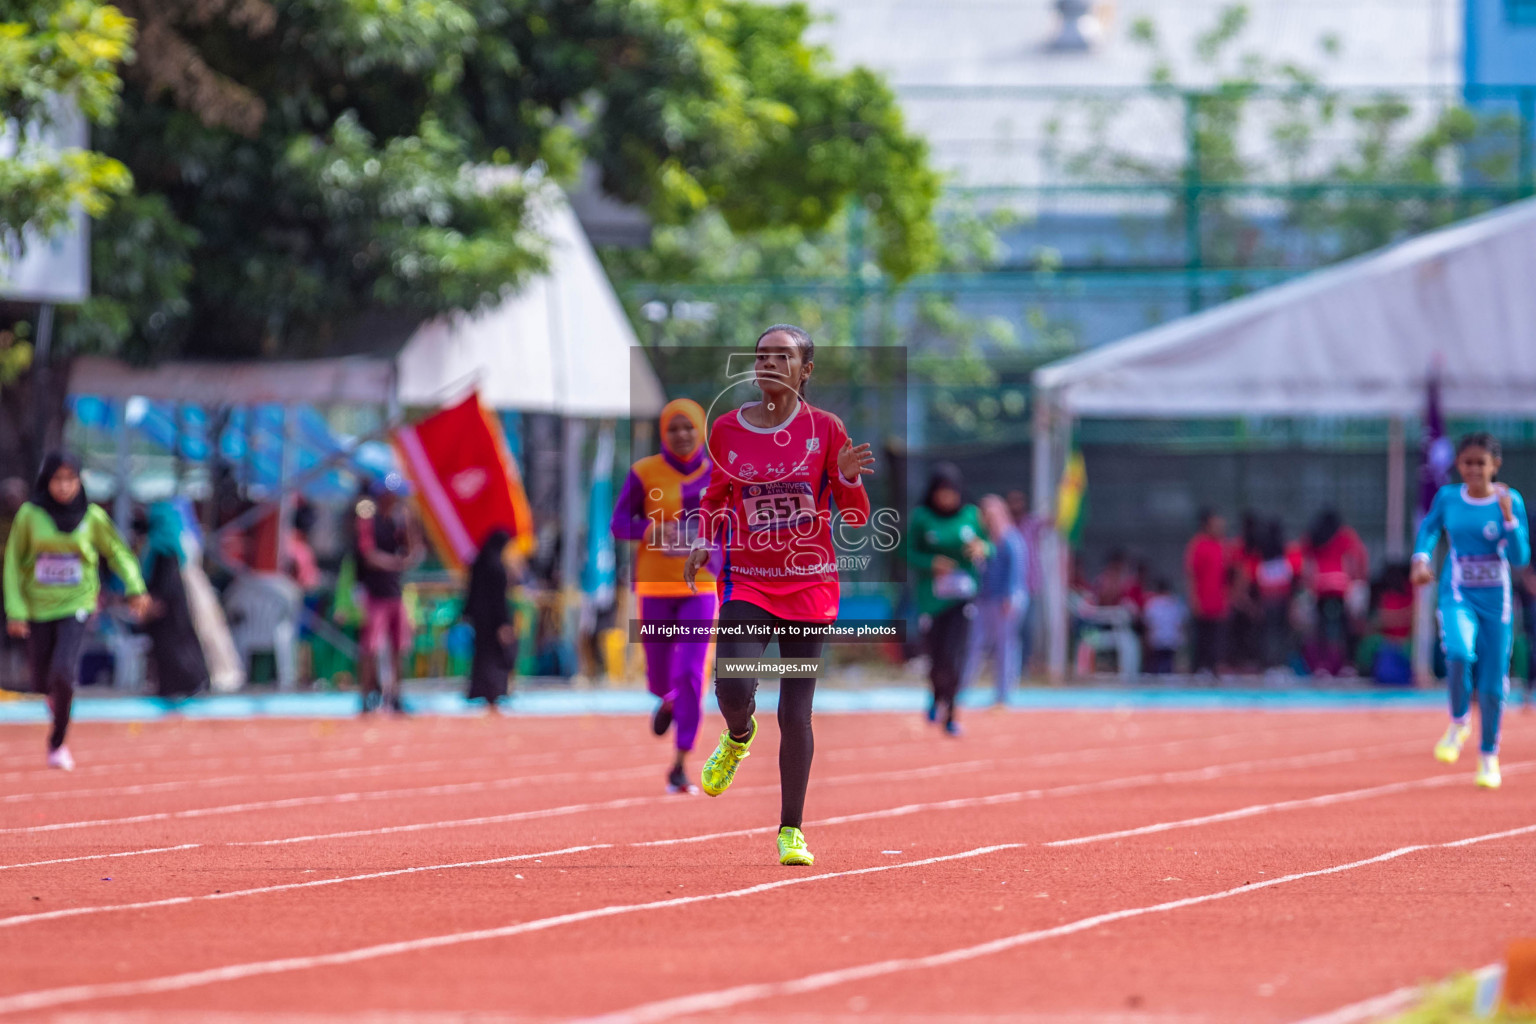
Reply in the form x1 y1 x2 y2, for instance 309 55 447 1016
714 601 770 740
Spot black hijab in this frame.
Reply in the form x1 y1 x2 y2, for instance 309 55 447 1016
465 528 513 627
921 462 965 517
32 452 89 533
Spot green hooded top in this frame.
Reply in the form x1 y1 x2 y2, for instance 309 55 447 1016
909 503 990 617
3 503 146 623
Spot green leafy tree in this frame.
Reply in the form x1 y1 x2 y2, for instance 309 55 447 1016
0 0 133 382
62 0 939 365
1051 3 1520 275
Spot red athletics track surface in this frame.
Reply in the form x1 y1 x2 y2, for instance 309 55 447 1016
0 707 1532 1023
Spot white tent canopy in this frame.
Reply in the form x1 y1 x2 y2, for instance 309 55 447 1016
1030 196 1536 681
396 186 664 418
1035 196 1536 419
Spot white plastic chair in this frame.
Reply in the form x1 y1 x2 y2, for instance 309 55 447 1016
223 572 303 691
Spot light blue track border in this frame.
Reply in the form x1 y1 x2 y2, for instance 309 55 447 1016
0 684 1448 724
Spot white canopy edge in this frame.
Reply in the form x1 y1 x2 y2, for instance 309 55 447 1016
396 183 664 418
70 355 393 406
1034 196 1536 419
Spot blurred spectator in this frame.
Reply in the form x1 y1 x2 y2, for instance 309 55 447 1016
1142 578 1187 675
1301 508 1368 676
1006 488 1045 671
354 481 421 713
1228 512 1264 672
1253 519 1297 673
284 500 321 593
1355 563 1415 685
463 528 517 712
965 494 1028 705
133 503 210 699
1092 548 1142 610
1184 509 1231 675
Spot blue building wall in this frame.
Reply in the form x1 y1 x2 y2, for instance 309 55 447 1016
1466 0 1536 87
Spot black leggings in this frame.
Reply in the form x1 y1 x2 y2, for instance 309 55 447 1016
713 600 824 830
28 615 88 751
927 602 972 723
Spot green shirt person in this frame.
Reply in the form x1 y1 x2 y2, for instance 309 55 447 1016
3 453 148 769
909 462 990 734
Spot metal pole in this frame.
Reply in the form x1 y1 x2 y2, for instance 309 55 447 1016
276 405 297 575
560 417 587 592
1183 91 1204 315
113 400 133 531
1385 417 1407 560
32 303 54 455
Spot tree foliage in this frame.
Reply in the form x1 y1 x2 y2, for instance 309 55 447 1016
1054 2 1521 271
66 0 940 362
0 0 133 392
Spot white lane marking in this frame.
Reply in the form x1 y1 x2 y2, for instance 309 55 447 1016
637 740 1426 847
0 740 1428 927
1285 963 1500 1024
573 824 1536 1024
1045 761 1533 847
0 754 663 805
0 845 201 873
0 844 1023 1016
0 846 610 930
0 763 666 835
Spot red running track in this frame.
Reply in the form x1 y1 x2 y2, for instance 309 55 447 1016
0 707 1532 1023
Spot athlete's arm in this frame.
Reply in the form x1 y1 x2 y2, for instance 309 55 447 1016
3 506 30 627
609 469 652 542
1505 488 1531 568
1411 488 1448 585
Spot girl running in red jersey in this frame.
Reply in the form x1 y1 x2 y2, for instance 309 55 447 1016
683 325 874 866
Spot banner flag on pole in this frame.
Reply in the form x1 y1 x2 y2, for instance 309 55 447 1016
1056 447 1088 549
392 392 534 570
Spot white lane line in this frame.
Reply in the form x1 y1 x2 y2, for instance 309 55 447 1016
1285 963 1500 1024
1045 761 1533 847
234 738 1416 849
0 846 611 930
0 845 202 873
0 741 1426 927
573 824 1536 1024
637 740 1427 848
0 844 1024 1016
0 762 667 836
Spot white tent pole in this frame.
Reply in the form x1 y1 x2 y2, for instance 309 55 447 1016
1385 417 1407 560
1032 388 1069 683
560 417 587 592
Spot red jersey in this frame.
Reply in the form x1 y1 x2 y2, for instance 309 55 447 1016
1184 533 1230 619
700 399 871 622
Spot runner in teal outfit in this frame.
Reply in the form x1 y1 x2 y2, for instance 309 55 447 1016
1412 433 1531 789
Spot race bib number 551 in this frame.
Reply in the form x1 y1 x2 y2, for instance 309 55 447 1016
743 483 814 530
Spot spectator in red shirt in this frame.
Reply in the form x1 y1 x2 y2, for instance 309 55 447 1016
1185 509 1230 675
1302 508 1368 676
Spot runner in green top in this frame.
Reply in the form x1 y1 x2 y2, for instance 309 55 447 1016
909 462 990 735
3 452 149 770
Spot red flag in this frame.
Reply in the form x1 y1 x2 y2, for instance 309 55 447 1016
392 393 534 570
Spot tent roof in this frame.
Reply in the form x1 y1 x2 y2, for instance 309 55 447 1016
395 184 664 418
1034 197 1536 419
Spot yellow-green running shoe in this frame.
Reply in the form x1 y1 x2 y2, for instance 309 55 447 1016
700 718 755 797
1475 753 1502 789
777 826 814 866
1434 722 1472 763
